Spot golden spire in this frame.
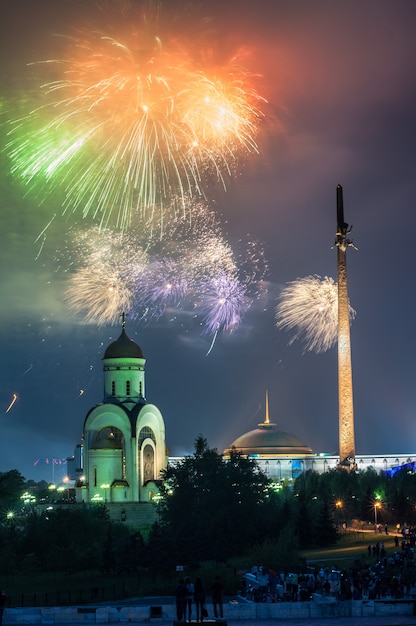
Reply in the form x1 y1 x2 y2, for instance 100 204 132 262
258 390 276 428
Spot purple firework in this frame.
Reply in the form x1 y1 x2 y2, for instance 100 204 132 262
198 272 247 336
133 257 189 321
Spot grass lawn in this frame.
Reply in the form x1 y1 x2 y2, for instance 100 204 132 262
301 528 399 569
0 530 402 606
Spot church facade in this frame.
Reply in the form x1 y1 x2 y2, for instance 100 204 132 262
76 321 167 505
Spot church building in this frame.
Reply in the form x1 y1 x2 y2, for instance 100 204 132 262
76 318 167 506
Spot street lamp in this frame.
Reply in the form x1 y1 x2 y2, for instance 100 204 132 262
100 483 110 503
63 476 71 501
335 500 343 529
152 493 163 521
374 500 382 531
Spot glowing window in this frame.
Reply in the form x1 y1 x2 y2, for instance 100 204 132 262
138 426 156 447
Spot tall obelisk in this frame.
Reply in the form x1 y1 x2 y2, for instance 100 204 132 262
335 185 356 468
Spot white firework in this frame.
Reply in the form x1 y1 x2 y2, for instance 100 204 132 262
275 275 356 353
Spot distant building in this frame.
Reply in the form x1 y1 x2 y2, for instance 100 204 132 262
223 391 416 481
75 317 167 507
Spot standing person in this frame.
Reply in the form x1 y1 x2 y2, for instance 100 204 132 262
184 576 194 622
194 577 206 622
211 575 224 620
0 591 6 626
175 579 187 623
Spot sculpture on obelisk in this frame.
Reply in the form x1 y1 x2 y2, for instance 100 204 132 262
335 185 356 469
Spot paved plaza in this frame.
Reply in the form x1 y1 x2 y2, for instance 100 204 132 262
4 615 416 626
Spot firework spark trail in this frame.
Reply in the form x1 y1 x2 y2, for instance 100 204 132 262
275 275 356 353
6 3 266 230
6 393 18 413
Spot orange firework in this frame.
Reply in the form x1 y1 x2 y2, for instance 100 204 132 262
6 393 18 413
7 1 266 230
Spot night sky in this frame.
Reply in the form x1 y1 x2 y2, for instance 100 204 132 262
1 0 415 483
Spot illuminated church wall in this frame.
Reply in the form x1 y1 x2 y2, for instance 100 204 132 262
76 324 167 505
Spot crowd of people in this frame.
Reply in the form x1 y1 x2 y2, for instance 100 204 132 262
242 530 416 604
175 575 224 622
174 528 416 620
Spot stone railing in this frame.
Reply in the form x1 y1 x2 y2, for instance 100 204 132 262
3 597 416 623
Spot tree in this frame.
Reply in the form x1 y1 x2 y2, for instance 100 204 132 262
294 491 315 548
0 469 25 510
314 496 338 547
246 528 300 571
158 436 270 564
19 504 111 572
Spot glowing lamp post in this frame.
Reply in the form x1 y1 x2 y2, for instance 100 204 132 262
101 483 110 503
63 476 71 501
152 493 163 521
374 501 382 531
335 500 343 528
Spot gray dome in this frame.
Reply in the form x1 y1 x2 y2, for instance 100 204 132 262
104 329 144 359
229 424 313 456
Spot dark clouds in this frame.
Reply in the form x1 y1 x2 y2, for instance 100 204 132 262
1 0 416 482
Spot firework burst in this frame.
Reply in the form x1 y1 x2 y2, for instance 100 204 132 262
275 275 356 353
64 230 148 325
6 2 266 230
199 271 247 336
136 257 190 322
62 199 267 340
65 266 134 325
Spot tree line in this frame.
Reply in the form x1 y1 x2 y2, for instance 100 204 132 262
1 437 416 576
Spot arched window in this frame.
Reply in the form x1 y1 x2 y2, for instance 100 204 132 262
138 426 156 447
143 444 154 482
93 428 126 479
95 427 124 444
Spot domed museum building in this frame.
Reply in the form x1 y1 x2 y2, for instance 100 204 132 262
223 391 412 480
